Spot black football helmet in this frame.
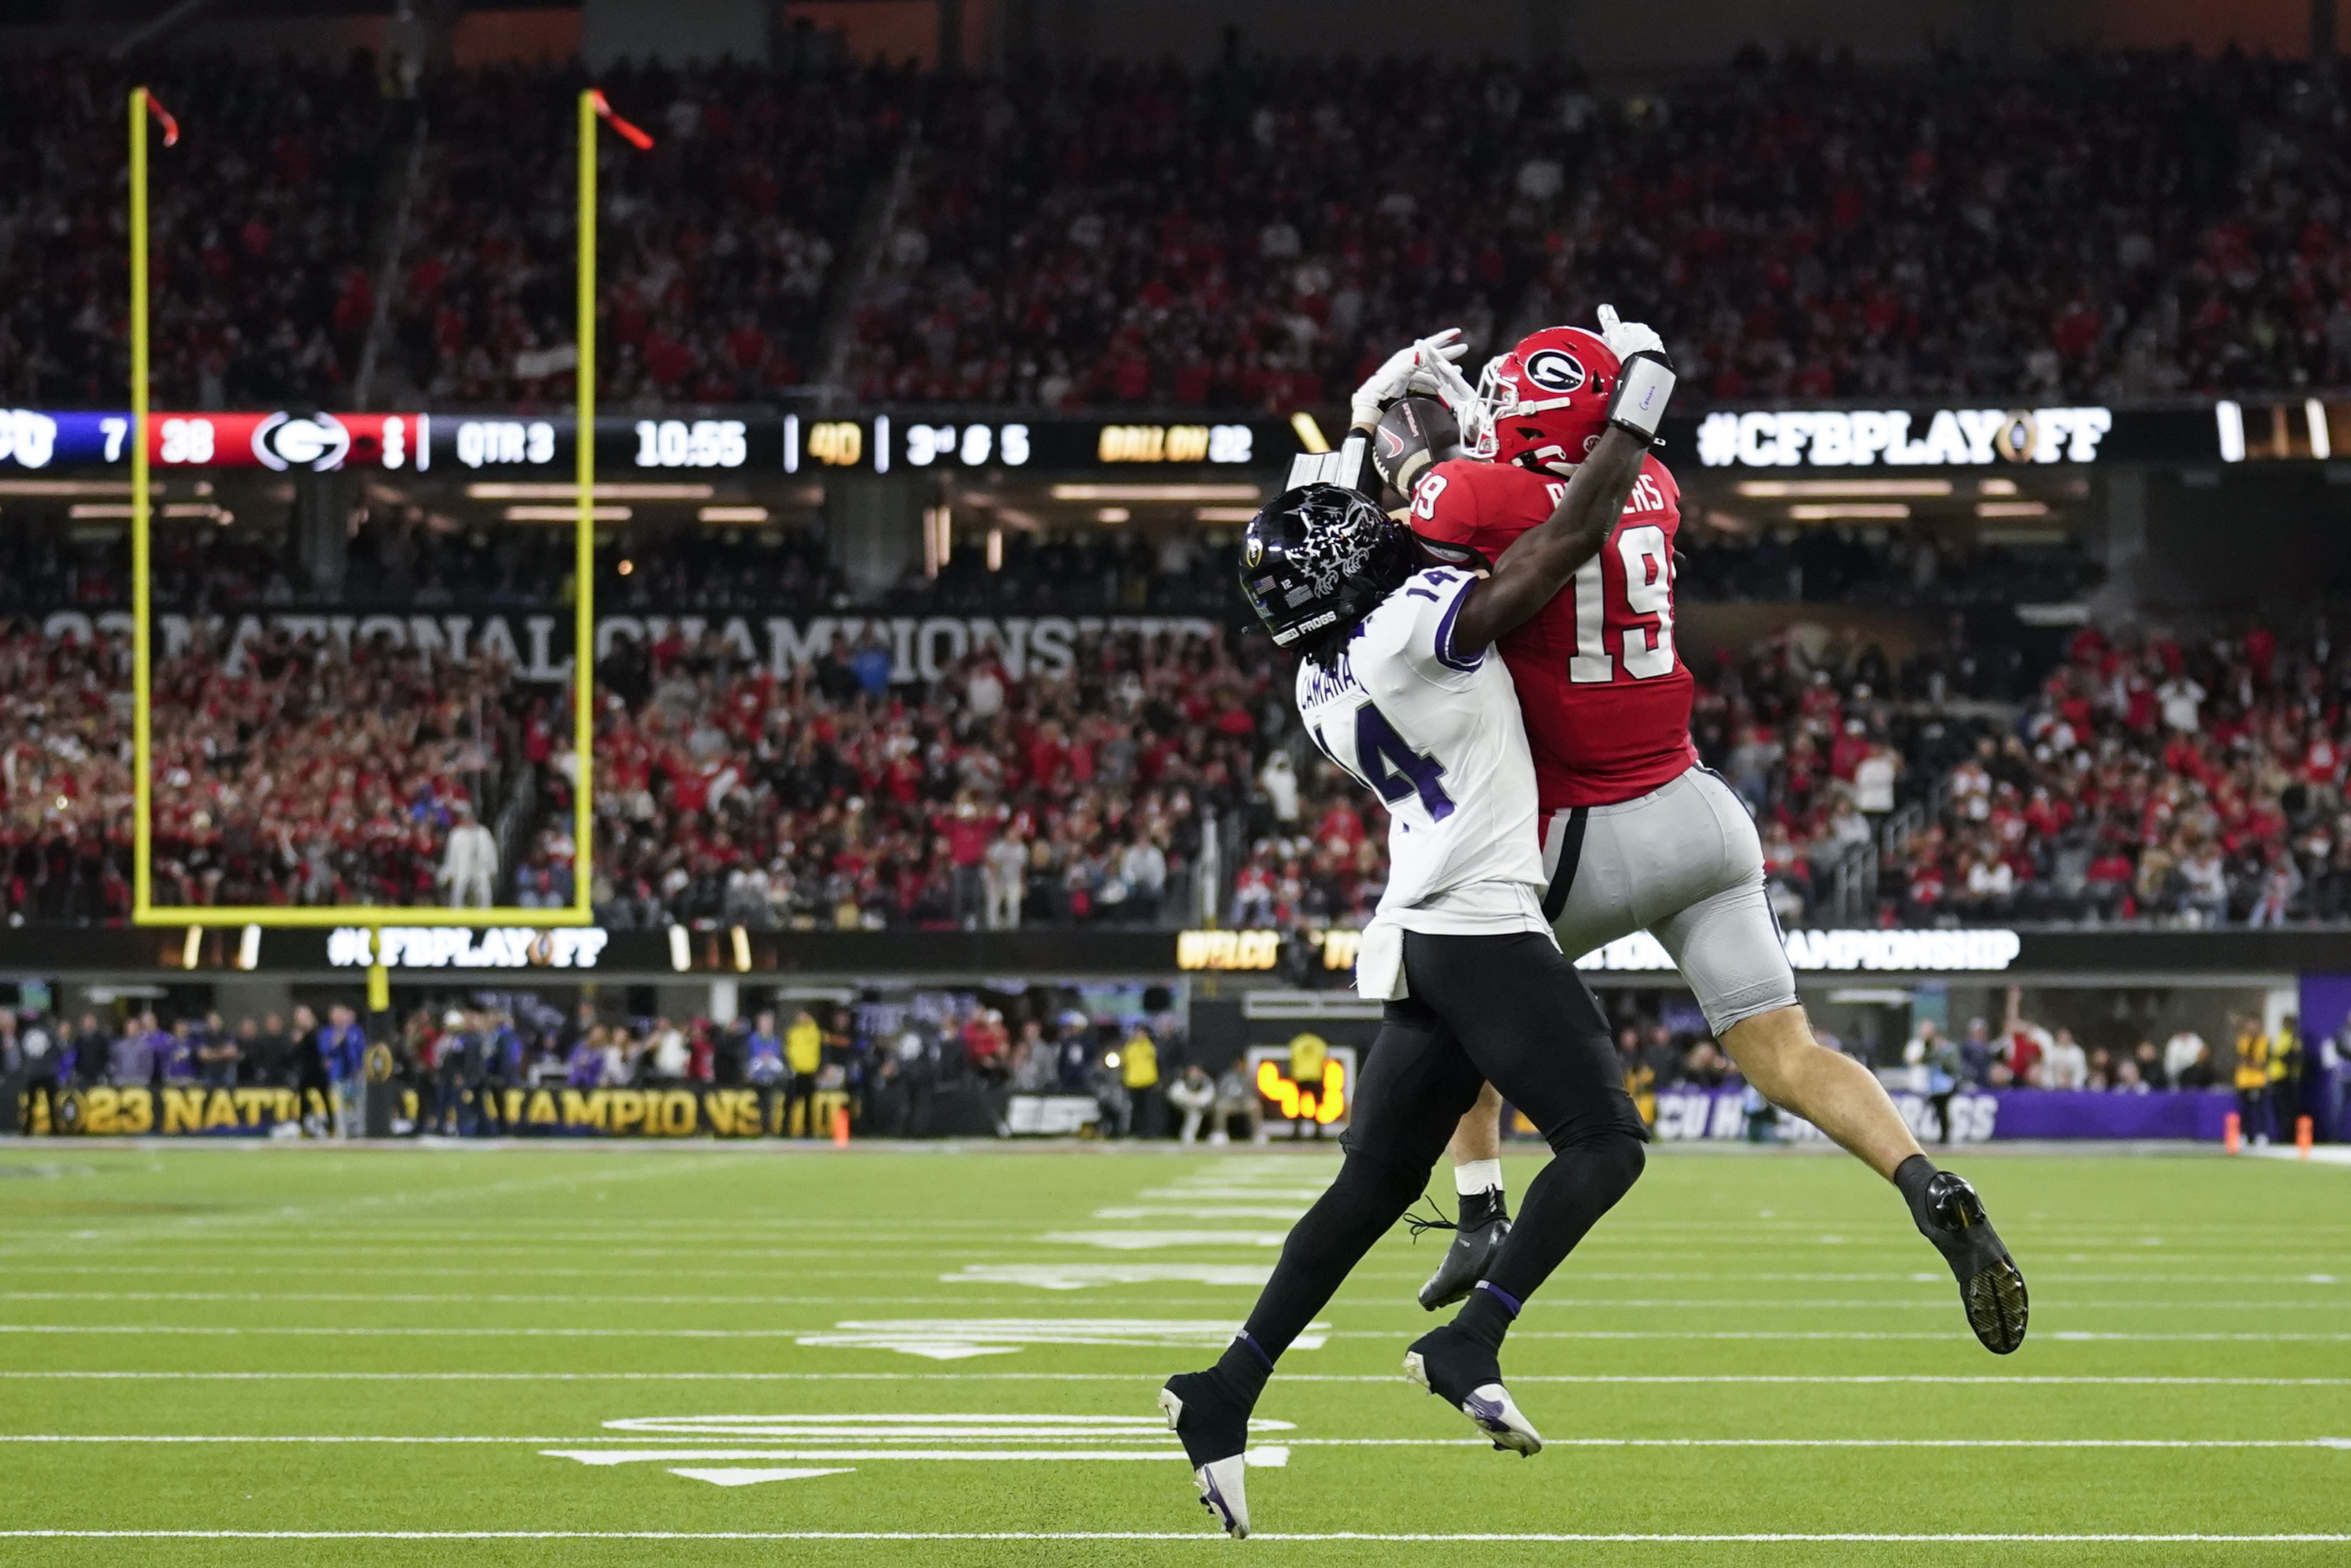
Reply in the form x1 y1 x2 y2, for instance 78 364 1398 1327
1238 483 1417 655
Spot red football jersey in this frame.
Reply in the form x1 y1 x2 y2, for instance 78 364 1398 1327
1408 453 1696 811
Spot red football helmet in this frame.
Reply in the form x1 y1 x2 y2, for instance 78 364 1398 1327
1468 324 1623 472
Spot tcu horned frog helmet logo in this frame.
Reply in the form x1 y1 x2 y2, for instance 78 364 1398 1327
1469 324 1622 472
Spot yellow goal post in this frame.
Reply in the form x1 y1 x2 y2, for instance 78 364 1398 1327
125 88 631 958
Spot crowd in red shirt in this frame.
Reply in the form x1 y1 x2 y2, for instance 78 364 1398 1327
0 619 523 920
11 48 2350 412
578 621 1354 931
9 603 2351 933
1695 617 2351 928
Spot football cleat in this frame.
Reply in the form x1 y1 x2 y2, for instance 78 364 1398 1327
1159 1374 1251 1537
1910 1169 2030 1354
1402 1322 1542 1456
1416 1213 1510 1311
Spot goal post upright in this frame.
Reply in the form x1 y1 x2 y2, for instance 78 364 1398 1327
574 85 598 922
129 88 155 924
126 87 631 945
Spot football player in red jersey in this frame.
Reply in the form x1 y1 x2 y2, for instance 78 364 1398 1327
1349 313 2027 1356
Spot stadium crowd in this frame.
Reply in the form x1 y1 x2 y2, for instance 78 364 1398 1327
12 989 2345 1146
581 623 1309 930
387 60 904 407
9 599 2351 932
3 507 2102 623
0 616 531 920
0 988 1214 1142
850 48 2351 407
0 49 391 409
6 47 2350 409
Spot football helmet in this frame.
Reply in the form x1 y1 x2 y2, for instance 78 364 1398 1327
1466 324 1624 472
1238 483 1416 655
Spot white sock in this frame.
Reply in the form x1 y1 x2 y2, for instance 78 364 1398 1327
1453 1158 1503 1198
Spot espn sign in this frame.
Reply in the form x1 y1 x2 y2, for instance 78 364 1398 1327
1695 407 2112 468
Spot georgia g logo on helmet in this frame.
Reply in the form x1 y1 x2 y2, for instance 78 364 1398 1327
1521 348 1587 395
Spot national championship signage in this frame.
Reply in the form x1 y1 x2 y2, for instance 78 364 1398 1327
33 607 1226 685
32 1083 787 1138
1652 1086 2239 1143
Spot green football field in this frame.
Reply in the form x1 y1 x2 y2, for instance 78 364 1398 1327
0 1141 2345 1568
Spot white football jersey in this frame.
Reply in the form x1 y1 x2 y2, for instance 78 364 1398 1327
1295 566 1549 947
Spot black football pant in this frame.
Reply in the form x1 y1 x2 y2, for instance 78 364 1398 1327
1238 930 1647 1362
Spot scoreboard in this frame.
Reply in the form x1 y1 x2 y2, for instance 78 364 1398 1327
0 407 1297 477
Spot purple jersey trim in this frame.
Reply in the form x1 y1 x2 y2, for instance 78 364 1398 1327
1432 573 1483 673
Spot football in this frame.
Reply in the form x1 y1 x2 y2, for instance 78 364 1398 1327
1372 393 1464 497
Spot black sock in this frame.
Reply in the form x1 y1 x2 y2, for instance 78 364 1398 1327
1451 1281 1517 1354
1208 1332 1274 1405
1458 1186 1507 1230
1894 1153 1939 1214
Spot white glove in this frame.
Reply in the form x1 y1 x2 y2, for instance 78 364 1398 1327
1349 327 1471 427
1596 303 1666 364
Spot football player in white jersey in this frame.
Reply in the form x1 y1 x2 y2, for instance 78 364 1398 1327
1157 338 1679 1538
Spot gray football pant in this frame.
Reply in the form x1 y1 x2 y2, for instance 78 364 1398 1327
1540 766 1800 1035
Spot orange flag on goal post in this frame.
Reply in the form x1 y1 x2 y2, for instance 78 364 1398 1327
588 88 654 150
145 91 180 146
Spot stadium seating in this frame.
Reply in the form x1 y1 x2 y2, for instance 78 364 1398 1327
8 48 2347 406
10 600 2345 931
0 49 390 408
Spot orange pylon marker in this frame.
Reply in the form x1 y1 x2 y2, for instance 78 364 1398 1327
831 1104 851 1148
2296 1115 2314 1157
2223 1111 2242 1154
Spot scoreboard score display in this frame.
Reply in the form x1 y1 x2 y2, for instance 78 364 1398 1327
0 407 1297 477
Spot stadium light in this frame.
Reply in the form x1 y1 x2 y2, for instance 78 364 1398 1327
1049 484 1261 502
1787 503 1912 521
1734 479 1953 499
504 504 632 522
464 482 712 501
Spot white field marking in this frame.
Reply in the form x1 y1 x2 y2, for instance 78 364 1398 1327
9 1322 2349 1344
8 1434 2337 1454
0 1156 759 1252
1136 1188 1331 1201
668 1468 851 1485
1091 1206 1306 1220
20 1288 2350 1313
944 1264 1272 1291
793 1318 1327 1359
2250 1145 2351 1165
1041 1230 1292 1250
1334 1329 2351 1344
2 1532 2347 1544
632 1417 1277 1435
601 1413 1294 1439
12 1261 2340 1288
0 1289 1272 1309
10 1371 2351 1388
543 1448 1293 1466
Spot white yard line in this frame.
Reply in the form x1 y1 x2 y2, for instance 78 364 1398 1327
1 1435 2343 1450
5 1371 2350 1386
5 1262 2337 1287
9 1289 2344 1311
0 1530 2344 1544
7 1322 2350 1342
